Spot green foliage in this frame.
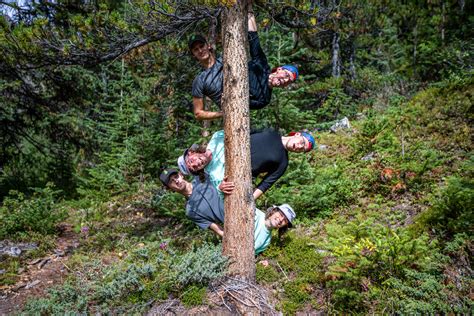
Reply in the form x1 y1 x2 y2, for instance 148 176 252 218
320 216 439 312
22 281 89 315
174 243 227 287
384 269 471 314
256 264 279 284
96 263 156 302
0 184 66 239
281 280 312 314
265 156 357 218
416 176 474 237
22 240 224 314
181 285 207 307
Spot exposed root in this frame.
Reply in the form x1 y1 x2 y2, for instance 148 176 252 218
208 277 279 315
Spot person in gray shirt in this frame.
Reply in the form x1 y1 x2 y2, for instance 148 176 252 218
159 168 295 255
159 168 230 235
189 8 299 121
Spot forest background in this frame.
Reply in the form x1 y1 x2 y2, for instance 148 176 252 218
0 0 472 314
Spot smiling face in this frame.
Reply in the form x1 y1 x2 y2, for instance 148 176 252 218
190 41 212 64
285 133 310 153
268 68 296 88
267 210 289 229
185 150 212 173
167 173 187 192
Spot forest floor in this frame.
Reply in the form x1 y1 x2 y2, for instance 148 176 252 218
0 224 79 314
0 78 472 314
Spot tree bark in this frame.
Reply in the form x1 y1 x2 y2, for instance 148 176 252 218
221 0 255 282
332 31 341 78
349 35 356 79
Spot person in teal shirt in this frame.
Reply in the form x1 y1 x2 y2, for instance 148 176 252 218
254 204 295 254
177 130 225 196
159 168 295 254
177 129 315 199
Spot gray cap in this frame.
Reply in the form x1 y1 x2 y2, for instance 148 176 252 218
276 204 295 228
177 154 190 176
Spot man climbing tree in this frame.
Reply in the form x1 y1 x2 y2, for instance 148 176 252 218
189 4 299 121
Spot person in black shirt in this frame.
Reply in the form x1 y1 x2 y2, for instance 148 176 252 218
189 8 299 121
177 129 315 199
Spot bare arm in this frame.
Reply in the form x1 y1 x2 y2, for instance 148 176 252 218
253 188 264 200
193 97 223 121
209 223 224 237
248 10 257 32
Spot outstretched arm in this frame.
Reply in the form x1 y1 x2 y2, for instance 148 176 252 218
248 4 257 32
209 223 224 237
193 97 223 121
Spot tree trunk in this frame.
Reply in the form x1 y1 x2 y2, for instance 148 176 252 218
441 1 445 46
221 1 255 282
332 31 341 78
349 36 356 79
413 24 417 77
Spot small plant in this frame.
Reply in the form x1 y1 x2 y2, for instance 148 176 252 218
0 183 66 239
281 280 312 314
416 176 474 237
21 281 89 315
383 269 470 314
256 262 280 284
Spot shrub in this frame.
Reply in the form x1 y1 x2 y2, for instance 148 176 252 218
0 183 66 239
173 243 227 287
321 217 438 312
256 263 279 284
416 176 474 237
383 269 470 314
281 280 312 314
21 281 89 315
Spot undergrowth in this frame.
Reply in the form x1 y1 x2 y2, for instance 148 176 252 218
18 73 473 314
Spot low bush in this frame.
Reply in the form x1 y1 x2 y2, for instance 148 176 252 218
181 285 207 307
174 243 227 287
0 183 66 239
22 240 226 314
416 176 474 237
320 217 439 312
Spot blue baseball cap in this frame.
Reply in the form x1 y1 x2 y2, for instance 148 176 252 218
301 132 315 151
288 131 316 152
281 65 299 80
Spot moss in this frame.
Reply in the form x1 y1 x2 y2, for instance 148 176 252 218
181 285 206 308
281 280 312 314
256 263 279 284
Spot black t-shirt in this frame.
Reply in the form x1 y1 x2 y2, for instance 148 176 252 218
248 32 272 109
250 129 288 193
192 32 272 110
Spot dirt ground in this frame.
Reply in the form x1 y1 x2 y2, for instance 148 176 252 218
0 225 79 315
